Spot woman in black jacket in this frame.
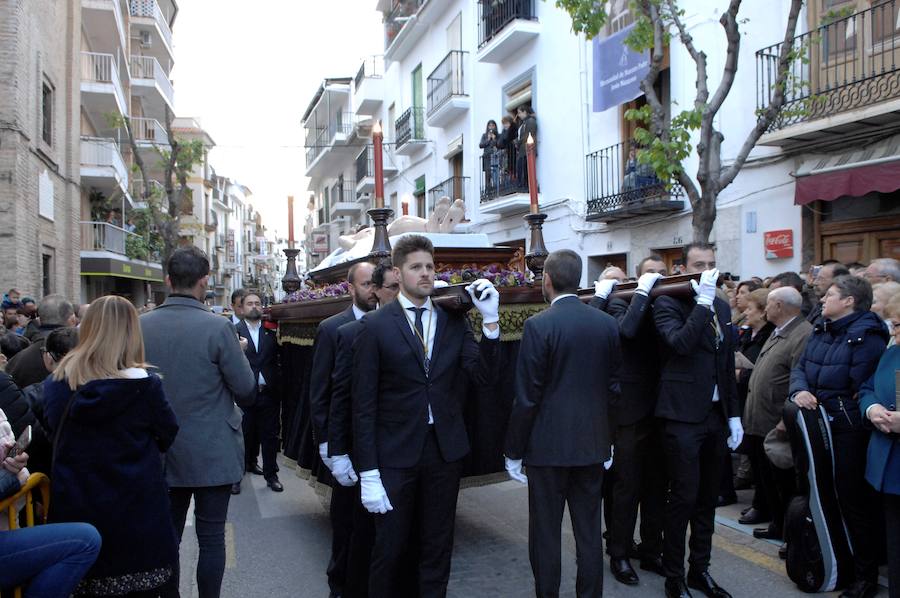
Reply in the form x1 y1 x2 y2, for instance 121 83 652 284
479 120 500 197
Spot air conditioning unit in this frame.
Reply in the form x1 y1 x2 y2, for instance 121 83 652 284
140 30 152 48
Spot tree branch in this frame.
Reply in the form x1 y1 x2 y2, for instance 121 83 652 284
666 0 708 105
707 0 742 116
717 0 803 190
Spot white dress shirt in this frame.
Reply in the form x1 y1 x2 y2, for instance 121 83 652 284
351 304 367 321
231 314 241 326
398 293 437 424
244 319 266 386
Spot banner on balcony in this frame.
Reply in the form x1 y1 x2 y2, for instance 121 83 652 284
593 24 650 112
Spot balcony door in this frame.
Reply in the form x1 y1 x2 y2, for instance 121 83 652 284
412 64 424 138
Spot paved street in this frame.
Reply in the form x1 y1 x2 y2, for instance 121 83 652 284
171 455 885 598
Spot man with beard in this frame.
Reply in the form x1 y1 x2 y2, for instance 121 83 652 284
235 292 282 493
310 261 377 598
325 261 402 597
353 235 500 597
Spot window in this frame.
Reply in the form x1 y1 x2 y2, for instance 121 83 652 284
41 82 53 146
42 254 52 296
390 192 398 213
414 175 426 216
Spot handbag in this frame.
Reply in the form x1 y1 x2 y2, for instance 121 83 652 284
764 426 794 470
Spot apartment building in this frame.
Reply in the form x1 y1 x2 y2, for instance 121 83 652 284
0 0 82 300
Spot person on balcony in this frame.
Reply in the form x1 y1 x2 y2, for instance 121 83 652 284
479 120 500 197
498 114 518 185
515 105 537 189
622 147 658 192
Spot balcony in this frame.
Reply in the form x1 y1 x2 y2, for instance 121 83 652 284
80 221 136 255
80 137 128 196
426 51 470 128
479 148 533 214
355 145 399 194
757 1 900 148
129 0 174 60
477 0 540 64
395 107 427 155
304 113 355 177
383 0 441 63
584 142 685 223
80 52 128 124
429 175 469 206
130 55 175 119
330 181 362 219
81 0 127 56
132 117 168 146
353 55 385 114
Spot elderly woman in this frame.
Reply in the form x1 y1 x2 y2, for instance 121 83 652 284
860 295 900 598
872 281 900 336
789 275 889 598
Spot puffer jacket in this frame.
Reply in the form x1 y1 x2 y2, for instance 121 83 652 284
789 310 888 430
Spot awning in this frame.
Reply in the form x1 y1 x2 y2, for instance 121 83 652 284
81 256 163 282
794 135 900 205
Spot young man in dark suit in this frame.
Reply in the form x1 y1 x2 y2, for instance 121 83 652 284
235 292 282 492
652 243 743 598
592 256 669 586
352 235 500 598
310 261 377 598
504 248 621 598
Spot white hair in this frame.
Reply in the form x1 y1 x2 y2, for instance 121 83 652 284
768 286 802 310
871 258 900 282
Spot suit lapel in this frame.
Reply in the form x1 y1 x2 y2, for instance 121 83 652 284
390 302 427 374
236 321 258 356
428 305 448 375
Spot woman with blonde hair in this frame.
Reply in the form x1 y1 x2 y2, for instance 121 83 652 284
43 295 179 597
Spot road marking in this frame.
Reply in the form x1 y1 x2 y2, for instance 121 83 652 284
712 534 786 577
225 522 236 569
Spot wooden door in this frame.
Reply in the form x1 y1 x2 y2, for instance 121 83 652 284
821 214 900 263
652 247 684 275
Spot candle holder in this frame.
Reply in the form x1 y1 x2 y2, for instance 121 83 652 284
524 212 549 284
368 207 395 264
281 248 302 293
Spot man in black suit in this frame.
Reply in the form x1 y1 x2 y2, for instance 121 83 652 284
310 261 377 598
504 249 621 598
652 243 743 598
234 292 282 492
353 235 500 598
592 256 669 586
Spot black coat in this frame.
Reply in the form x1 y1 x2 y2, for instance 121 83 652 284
0 372 51 474
504 296 622 467
6 325 62 388
235 320 281 401
352 300 499 471
44 374 179 585
309 307 356 445
479 132 499 173
516 115 537 156
652 295 740 422
327 318 363 457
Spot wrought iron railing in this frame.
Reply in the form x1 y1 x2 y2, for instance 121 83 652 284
356 146 374 181
584 141 684 220
330 181 358 204
355 55 384 91
478 0 536 49
757 0 900 131
429 176 469 207
384 0 427 51
479 148 528 203
427 50 467 115
396 107 425 149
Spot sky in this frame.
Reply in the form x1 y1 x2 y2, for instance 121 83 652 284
171 1 383 241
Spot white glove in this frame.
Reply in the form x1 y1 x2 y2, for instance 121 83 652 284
505 457 527 484
691 268 719 307
635 272 663 296
318 442 333 471
594 279 617 300
359 469 393 514
466 279 499 324
330 454 359 487
727 417 744 451
603 445 615 470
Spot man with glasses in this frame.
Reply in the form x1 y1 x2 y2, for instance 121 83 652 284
864 258 900 284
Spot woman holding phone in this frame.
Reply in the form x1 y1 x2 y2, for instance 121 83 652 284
43 295 179 597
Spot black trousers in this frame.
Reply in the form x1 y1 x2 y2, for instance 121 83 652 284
885 492 900 598
608 416 665 560
662 409 728 579
370 428 463 598
528 463 606 598
343 485 375 598
241 388 280 478
746 433 794 532
328 481 358 596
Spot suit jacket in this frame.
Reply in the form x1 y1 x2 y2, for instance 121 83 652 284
327 319 363 457
235 319 281 401
352 299 499 471
652 295 740 423
504 296 622 467
744 317 812 437
309 307 356 444
140 296 256 487
590 293 662 426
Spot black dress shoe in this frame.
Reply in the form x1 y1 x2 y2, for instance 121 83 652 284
738 508 771 525
230 482 241 495
266 476 284 492
246 463 264 476
740 506 752 516
716 495 737 508
753 526 783 540
665 577 693 598
778 543 787 560
639 555 665 577
838 580 878 598
687 570 732 598
610 558 640 586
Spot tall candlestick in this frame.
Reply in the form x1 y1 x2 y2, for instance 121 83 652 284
373 120 385 209
287 195 295 248
526 133 538 214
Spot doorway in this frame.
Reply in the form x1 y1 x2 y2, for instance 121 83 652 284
651 246 684 276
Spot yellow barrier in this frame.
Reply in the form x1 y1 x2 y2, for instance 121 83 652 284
0 473 51 598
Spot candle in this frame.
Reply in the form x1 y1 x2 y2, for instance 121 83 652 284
526 133 538 214
402 198 409 216
373 120 384 209
287 195 294 248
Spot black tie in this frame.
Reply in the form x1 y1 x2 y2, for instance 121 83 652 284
409 307 426 340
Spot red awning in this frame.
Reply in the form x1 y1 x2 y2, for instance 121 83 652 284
794 158 900 205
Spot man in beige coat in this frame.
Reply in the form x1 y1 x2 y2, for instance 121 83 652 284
744 286 812 540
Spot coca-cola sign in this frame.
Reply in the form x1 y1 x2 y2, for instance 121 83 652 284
764 229 793 259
